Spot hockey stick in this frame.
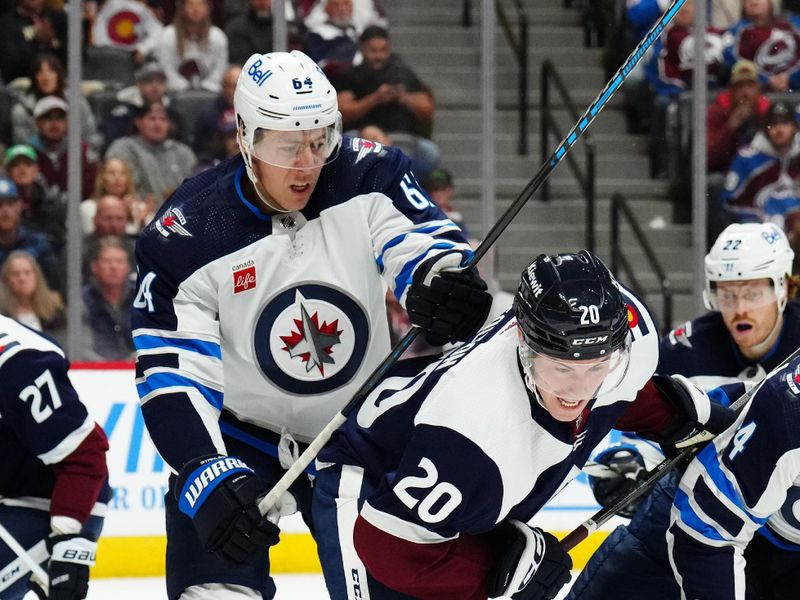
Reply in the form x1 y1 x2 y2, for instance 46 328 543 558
257 0 689 516
0 521 49 589
561 345 800 551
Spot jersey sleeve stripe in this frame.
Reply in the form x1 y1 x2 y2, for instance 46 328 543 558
360 499 457 544
219 421 319 476
758 525 800 551
376 227 462 272
136 372 223 410
37 414 95 465
687 475 746 538
133 334 222 359
674 487 728 542
696 449 769 525
393 243 467 300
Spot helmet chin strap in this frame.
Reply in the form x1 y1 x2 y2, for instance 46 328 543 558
746 310 784 359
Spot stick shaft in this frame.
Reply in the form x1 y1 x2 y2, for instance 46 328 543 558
0 521 49 586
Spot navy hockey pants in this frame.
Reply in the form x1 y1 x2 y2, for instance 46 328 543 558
164 432 314 600
0 498 104 600
313 463 418 600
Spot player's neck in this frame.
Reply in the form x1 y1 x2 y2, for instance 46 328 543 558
739 314 783 362
242 178 288 216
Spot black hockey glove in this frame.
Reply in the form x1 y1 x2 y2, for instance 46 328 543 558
44 533 96 600
406 250 492 346
488 521 572 600
176 454 280 566
586 444 647 518
652 374 737 459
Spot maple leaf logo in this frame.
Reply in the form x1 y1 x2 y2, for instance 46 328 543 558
162 214 176 227
280 303 342 375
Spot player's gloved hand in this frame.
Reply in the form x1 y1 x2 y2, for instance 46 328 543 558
406 250 492 346
488 521 572 600
652 374 737 458
585 444 647 518
176 454 280 565
44 533 97 599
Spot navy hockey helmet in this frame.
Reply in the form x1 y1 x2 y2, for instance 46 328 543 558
513 250 630 360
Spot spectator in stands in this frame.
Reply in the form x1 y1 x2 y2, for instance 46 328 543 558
304 0 386 34
0 176 60 292
152 0 229 93
102 61 187 152
707 59 771 174
723 0 800 91
0 249 64 340
82 194 136 281
91 0 163 65
722 100 800 231
337 26 439 166
80 235 135 361
225 0 303 64
192 63 238 156
0 0 67 84
10 53 100 151
357 123 438 179
105 100 197 208
157 0 227 27
304 0 360 79
422 167 470 237
5 143 65 252
30 95 99 199
193 109 239 173
82 156 154 235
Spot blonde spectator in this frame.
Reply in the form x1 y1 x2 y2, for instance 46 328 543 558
10 53 101 151
82 157 154 234
153 0 229 92
0 250 65 340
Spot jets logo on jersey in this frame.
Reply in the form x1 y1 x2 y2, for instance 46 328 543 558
155 208 192 238
785 365 800 395
253 283 369 394
352 138 384 164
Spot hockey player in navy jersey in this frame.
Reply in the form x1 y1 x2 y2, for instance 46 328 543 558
669 355 800 599
568 222 800 600
0 314 110 600
131 50 491 599
311 250 736 600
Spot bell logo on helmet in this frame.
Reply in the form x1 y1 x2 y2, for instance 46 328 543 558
247 59 273 86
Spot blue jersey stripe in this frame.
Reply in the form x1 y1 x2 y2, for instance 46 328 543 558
219 421 319 476
697 446 769 526
674 487 726 541
137 372 223 410
393 243 460 299
134 334 222 359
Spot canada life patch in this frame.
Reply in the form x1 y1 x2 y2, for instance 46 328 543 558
232 260 256 294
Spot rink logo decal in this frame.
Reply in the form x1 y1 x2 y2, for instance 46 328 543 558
178 457 253 517
232 260 257 294
254 284 369 394
352 138 384 164
155 208 191 238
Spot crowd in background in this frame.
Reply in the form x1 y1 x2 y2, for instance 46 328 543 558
0 0 479 362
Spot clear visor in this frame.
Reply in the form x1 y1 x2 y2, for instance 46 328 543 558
707 281 778 312
519 339 631 402
251 122 342 169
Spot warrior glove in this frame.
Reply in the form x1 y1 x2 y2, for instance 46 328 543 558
488 521 572 600
176 454 280 565
652 374 737 458
406 250 492 346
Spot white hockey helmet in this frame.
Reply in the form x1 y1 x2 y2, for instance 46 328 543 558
234 51 342 179
703 222 795 311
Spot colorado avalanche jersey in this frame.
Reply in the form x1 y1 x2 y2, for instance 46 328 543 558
0 315 109 522
320 285 659 551
669 356 800 599
132 139 472 472
723 16 800 87
659 301 800 389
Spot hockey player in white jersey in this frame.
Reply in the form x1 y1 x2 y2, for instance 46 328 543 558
131 50 492 599
0 315 110 600
668 357 800 599
311 250 737 600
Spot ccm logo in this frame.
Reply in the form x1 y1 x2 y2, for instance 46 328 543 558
571 335 608 346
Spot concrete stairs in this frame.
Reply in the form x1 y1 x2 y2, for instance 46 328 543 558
382 0 696 328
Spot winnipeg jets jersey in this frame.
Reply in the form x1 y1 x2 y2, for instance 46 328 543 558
659 301 800 389
319 286 659 539
132 139 472 471
0 316 106 518
669 356 800 599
